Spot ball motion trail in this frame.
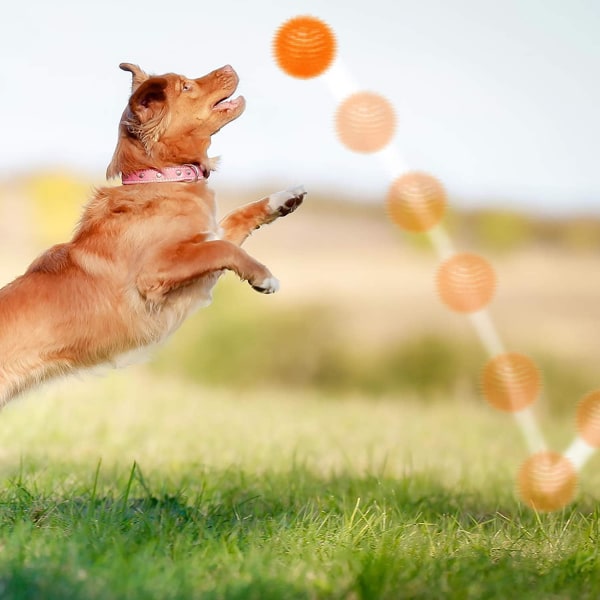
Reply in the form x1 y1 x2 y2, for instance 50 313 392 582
273 14 598 512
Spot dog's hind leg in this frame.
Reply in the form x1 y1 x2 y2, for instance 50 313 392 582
219 185 306 246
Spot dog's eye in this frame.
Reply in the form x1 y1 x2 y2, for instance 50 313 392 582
182 82 192 92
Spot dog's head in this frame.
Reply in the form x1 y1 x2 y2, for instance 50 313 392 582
107 63 245 178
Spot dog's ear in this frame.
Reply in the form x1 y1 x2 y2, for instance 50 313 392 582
119 62 149 92
128 77 169 124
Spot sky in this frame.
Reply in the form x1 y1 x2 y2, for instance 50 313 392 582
1 0 599 215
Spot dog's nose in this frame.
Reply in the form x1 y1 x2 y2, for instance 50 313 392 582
221 64 233 73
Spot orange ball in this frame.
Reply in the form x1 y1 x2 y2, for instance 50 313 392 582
576 390 600 448
517 451 577 512
481 353 541 413
273 16 336 79
335 92 396 153
386 172 446 232
436 253 496 313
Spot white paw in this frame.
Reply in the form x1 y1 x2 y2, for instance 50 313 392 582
267 185 306 216
251 276 280 294
286 184 306 197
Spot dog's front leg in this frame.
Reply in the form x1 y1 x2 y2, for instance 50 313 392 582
219 185 306 246
137 239 278 303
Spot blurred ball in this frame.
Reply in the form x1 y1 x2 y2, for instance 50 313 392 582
436 253 496 313
576 390 600 448
517 451 577 512
335 92 396 153
273 15 336 79
482 352 541 412
386 172 446 232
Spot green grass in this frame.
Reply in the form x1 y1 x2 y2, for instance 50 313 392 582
1 372 600 599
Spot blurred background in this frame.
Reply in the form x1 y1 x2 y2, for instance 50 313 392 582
1 0 599 418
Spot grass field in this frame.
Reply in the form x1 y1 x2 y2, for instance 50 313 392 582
1 184 600 597
0 371 599 599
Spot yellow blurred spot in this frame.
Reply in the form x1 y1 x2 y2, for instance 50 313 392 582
386 172 446 232
436 253 495 313
518 451 577 512
25 172 88 245
576 390 600 448
273 16 336 79
481 352 540 412
335 92 396 153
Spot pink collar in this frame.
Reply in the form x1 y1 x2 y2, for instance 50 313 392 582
121 164 207 185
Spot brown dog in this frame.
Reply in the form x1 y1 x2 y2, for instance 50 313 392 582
0 63 305 406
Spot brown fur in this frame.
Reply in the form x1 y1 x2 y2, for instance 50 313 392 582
0 63 305 406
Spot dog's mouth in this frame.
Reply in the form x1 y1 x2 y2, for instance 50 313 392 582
207 66 246 126
212 93 244 112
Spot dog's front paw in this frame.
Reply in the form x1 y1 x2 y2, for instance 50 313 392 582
251 276 280 294
268 185 306 218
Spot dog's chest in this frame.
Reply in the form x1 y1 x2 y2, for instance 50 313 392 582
148 201 222 335
106 190 224 349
